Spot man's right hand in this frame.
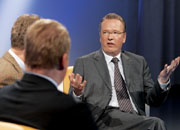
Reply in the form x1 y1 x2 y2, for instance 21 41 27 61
69 73 87 96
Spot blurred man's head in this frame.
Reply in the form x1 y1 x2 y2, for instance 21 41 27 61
24 19 71 77
11 14 40 50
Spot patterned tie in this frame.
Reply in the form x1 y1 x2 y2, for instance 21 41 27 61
111 57 133 112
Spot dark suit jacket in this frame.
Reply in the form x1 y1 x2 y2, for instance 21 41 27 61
0 73 97 130
69 49 170 121
0 51 23 88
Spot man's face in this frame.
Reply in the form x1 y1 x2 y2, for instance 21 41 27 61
100 19 126 57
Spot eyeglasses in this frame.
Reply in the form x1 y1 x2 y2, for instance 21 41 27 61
101 31 125 36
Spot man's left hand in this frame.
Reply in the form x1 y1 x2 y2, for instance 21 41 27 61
158 56 180 83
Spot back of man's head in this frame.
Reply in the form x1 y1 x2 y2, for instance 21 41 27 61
24 19 71 70
11 14 40 50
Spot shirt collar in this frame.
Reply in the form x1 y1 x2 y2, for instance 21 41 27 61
8 49 25 71
102 50 121 64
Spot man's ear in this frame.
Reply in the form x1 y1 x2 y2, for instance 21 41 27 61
122 32 126 44
57 53 68 70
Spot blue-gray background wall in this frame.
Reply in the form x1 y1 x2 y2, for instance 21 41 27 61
0 0 180 129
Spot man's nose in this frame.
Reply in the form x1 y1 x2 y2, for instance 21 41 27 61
108 34 113 40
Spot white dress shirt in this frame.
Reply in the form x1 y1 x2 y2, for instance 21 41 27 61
8 49 25 71
103 51 138 111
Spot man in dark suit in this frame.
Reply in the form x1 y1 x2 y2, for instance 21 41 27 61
0 19 97 130
0 14 40 88
69 13 180 130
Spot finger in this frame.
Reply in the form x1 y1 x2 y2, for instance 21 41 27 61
167 61 179 75
164 64 168 69
172 57 180 66
69 73 81 89
79 80 87 89
163 64 168 72
175 56 180 61
174 57 180 66
69 73 77 87
74 73 83 87
168 58 179 71
76 73 83 85
68 73 75 82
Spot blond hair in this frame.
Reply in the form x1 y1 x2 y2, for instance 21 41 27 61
24 19 71 69
99 13 126 32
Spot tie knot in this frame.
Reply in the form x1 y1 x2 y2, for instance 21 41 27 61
111 57 119 64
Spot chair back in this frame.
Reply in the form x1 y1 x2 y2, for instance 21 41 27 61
0 121 38 130
63 66 73 94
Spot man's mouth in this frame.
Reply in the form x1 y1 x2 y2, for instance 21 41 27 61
107 42 114 45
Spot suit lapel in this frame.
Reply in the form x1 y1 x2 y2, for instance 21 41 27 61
93 50 112 90
121 51 132 90
121 52 141 111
